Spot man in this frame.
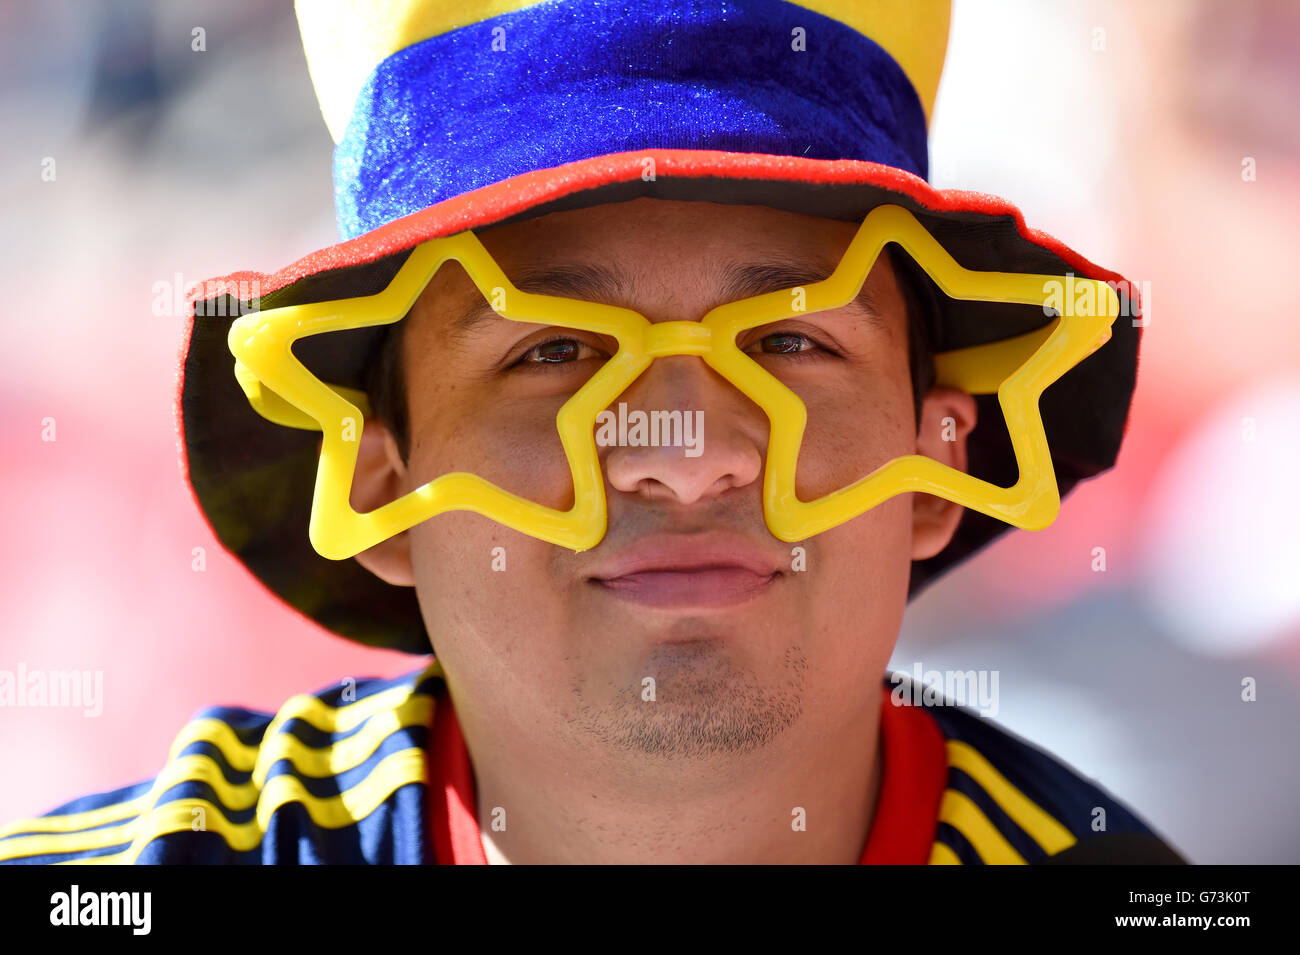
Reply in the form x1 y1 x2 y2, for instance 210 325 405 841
0 0 1184 864
354 197 974 864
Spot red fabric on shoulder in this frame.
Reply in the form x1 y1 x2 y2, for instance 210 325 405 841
859 685 949 864
428 680 949 865
427 684 488 865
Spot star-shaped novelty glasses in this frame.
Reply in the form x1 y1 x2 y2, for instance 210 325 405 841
228 204 1119 560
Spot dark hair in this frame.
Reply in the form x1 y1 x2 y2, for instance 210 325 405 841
888 241 940 429
364 302 411 461
365 242 937 462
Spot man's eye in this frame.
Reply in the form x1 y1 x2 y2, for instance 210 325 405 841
517 336 603 366
745 331 820 356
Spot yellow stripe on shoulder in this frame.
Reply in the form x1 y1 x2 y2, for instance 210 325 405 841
6 727 431 864
935 789 1026 864
0 789 147 841
67 747 430 865
928 840 963 865
0 663 444 862
251 694 433 787
945 740 1077 856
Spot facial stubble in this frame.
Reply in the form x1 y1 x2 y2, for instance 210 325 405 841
568 629 807 761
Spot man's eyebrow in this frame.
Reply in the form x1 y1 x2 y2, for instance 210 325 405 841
449 263 625 335
717 261 888 332
446 258 887 334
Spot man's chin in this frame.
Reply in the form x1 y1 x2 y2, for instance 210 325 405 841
567 636 808 763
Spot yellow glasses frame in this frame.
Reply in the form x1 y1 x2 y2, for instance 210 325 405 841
228 204 1119 560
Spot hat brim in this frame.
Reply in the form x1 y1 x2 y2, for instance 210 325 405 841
179 149 1141 654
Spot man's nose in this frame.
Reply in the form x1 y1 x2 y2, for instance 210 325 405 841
601 355 765 506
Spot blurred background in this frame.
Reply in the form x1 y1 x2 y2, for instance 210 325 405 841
1 0 1297 863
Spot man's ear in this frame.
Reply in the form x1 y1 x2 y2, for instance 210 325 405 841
345 417 416 586
911 386 978 561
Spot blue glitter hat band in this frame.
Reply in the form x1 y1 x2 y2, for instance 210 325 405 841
333 0 929 241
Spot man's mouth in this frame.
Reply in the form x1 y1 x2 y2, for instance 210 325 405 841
587 533 784 609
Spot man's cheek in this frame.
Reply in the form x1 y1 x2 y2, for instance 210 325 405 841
793 420 898 500
410 514 496 578
813 497 912 594
417 415 574 507
495 433 576 507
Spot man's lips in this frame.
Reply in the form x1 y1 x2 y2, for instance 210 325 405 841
587 535 784 609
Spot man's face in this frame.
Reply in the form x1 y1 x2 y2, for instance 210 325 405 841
354 197 973 766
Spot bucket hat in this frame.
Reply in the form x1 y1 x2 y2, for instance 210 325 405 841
179 0 1140 653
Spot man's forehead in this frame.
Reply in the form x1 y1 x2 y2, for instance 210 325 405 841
430 252 892 337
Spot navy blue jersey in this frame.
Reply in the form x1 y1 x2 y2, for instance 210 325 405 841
0 662 1183 864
